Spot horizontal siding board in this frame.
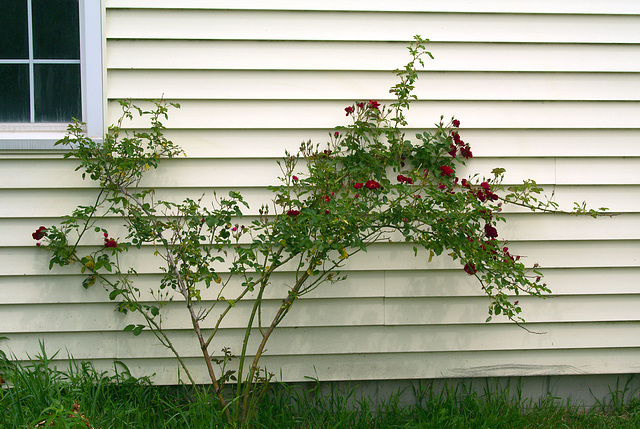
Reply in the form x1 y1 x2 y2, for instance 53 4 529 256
385 295 640 325
3 157 639 190
2 294 640 334
0 271 386 305
107 70 640 101
384 267 640 298
0 298 386 333
89 129 640 159
3 241 639 277
104 100 640 130
1 267 638 306
51 348 640 383
2 186 639 218
14 129 638 161
104 1 640 15
6 322 640 360
5 214 640 247
106 41 640 72
106 10 640 44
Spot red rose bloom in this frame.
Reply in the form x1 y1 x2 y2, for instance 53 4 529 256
365 179 381 189
344 106 354 116
368 100 380 110
353 182 364 189
460 145 473 159
452 132 463 145
439 165 454 177
484 224 498 239
397 174 413 184
286 210 301 217
292 175 299 181
104 238 118 248
452 119 461 127
32 226 47 240
356 102 365 109
480 181 491 192
32 228 46 240
463 262 477 275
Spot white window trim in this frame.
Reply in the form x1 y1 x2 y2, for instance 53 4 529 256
0 0 104 150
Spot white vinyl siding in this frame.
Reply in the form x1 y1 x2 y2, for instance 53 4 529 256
1 1 639 384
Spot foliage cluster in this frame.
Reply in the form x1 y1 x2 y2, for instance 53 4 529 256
30 36 605 427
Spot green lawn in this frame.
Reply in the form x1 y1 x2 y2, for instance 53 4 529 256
2 348 639 428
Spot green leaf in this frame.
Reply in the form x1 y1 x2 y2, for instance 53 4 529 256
82 276 96 289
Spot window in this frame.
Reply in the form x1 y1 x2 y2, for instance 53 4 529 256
0 0 103 148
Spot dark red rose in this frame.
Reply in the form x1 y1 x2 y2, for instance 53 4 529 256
356 102 365 109
480 181 491 192
322 195 331 202
460 145 473 159
368 100 380 110
286 210 301 217
104 238 118 248
463 262 477 275
439 165 454 177
452 132 463 145
334 131 339 138
365 179 381 189
448 144 457 157
452 119 460 127
32 226 47 240
292 175 299 181
438 183 447 190
484 224 498 239
353 182 364 189
461 178 471 188
397 174 413 184
345 106 354 116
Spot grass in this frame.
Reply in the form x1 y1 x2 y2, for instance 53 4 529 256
1 345 640 428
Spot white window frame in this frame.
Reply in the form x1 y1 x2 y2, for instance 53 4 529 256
0 0 104 149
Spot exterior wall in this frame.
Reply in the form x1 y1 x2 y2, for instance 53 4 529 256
1 1 639 384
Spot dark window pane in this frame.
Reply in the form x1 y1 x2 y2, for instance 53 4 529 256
0 0 29 59
0 64 29 122
32 0 80 59
34 63 81 122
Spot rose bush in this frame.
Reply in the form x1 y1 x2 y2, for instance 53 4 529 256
34 36 607 428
